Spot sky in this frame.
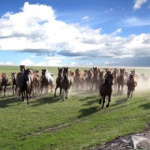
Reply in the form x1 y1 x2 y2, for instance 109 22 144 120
0 0 150 67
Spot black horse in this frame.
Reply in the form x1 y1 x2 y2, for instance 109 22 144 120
99 73 113 109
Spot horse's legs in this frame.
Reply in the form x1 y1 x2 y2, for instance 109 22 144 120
4 85 6 97
12 84 14 95
61 89 65 101
26 91 29 105
65 89 68 99
22 91 24 101
102 96 105 109
131 90 133 98
118 84 120 92
54 85 58 97
106 95 111 108
121 85 123 93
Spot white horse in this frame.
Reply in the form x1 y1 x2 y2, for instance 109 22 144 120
41 69 54 93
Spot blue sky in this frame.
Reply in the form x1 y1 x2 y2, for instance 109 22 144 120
0 0 150 67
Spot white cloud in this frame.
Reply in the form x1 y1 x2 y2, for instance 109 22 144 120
0 61 14 65
133 0 147 10
124 17 150 26
81 16 93 22
111 28 122 36
20 58 34 66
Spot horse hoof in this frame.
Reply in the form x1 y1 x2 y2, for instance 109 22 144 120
99 100 101 105
106 104 109 108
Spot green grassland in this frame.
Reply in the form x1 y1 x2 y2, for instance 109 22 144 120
0 66 150 150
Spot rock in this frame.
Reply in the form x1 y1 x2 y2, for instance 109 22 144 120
131 135 149 149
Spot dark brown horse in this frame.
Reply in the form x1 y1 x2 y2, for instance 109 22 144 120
0 73 9 96
127 74 137 98
99 73 113 109
16 69 33 104
54 67 64 97
11 72 18 95
61 67 73 100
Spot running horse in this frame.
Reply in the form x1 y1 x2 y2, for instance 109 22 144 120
0 73 9 96
61 67 73 101
113 68 118 91
117 69 126 93
91 67 100 91
16 69 33 104
54 67 63 97
11 72 18 95
127 74 137 98
41 69 54 93
99 72 113 109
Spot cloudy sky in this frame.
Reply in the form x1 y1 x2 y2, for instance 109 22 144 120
0 0 150 67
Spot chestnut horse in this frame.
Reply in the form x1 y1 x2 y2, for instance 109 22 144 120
117 69 126 93
99 73 113 109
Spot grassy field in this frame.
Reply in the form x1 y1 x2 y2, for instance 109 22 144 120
0 66 150 150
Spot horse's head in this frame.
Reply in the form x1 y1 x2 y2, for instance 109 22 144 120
41 69 47 79
58 67 63 77
105 74 113 86
11 72 16 80
24 69 31 82
63 67 69 79
75 69 81 76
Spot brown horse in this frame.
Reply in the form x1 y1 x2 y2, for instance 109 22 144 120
11 72 18 95
0 73 9 96
113 68 118 91
61 67 73 100
99 73 113 109
85 69 94 91
54 67 64 97
92 67 100 91
32 70 41 96
74 68 84 90
127 74 137 98
117 69 126 93
16 69 33 104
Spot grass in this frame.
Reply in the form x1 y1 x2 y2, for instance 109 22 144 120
0 66 150 150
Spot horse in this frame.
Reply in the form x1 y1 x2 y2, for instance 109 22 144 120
61 67 73 101
11 72 18 95
117 69 127 93
74 68 83 90
127 74 137 98
113 68 118 91
41 69 54 94
99 73 113 109
16 69 33 104
32 70 41 96
85 69 94 91
91 67 100 91
54 67 63 97
0 73 9 96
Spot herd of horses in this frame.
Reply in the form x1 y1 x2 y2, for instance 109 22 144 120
0 66 149 109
